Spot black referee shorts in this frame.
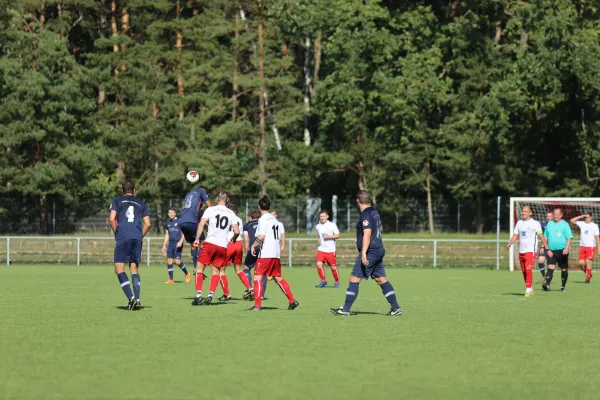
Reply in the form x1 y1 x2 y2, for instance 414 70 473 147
547 249 569 269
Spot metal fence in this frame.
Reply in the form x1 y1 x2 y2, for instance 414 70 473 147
0 237 508 269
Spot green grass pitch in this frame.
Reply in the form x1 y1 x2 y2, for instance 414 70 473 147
1 265 599 400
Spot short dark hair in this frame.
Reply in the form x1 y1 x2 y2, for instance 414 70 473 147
168 208 177 213
258 195 271 211
356 190 371 205
122 179 135 194
319 209 329 216
250 210 261 219
227 203 237 213
217 191 229 203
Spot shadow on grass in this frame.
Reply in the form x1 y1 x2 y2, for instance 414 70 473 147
115 306 152 310
502 293 526 296
573 282 592 284
350 311 382 315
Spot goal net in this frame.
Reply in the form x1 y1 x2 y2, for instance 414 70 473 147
509 197 600 272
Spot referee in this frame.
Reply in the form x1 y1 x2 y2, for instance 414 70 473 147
542 208 573 292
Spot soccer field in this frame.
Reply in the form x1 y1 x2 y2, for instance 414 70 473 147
1 266 599 400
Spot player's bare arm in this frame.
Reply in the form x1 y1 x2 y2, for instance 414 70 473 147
243 232 249 254
251 235 264 256
324 232 341 240
570 215 585 224
109 210 118 234
176 230 184 248
506 233 519 249
205 200 213 207
162 231 169 254
193 217 208 247
537 232 549 250
142 216 152 237
317 232 322 246
361 228 371 266
280 232 285 251
231 224 240 244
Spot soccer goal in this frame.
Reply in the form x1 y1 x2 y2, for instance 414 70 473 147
509 197 600 272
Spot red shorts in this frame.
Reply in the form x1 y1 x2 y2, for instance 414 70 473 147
198 242 228 268
579 246 596 261
255 258 282 277
316 251 337 266
518 252 535 270
225 241 243 266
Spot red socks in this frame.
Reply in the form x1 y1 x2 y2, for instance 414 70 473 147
237 271 251 289
209 275 220 294
276 278 295 303
331 267 339 283
586 268 593 280
522 266 533 289
219 275 230 296
254 279 263 308
195 271 204 292
317 266 326 281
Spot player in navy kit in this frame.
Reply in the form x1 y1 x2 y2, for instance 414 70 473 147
161 209 190 284
331 190 402 316
109 180 151 310
178 186 212 273
537 211 553 283
242 210 260 300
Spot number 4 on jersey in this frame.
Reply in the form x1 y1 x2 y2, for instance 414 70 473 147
126 206 135 222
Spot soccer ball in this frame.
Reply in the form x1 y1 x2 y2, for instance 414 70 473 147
186 171 199 183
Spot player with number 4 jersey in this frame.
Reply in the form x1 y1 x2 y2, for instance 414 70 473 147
191 191 239 306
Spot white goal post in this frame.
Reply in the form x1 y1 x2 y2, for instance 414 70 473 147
509 197 600 272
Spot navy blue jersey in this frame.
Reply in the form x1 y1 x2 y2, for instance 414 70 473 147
244 220 259 244
110 195 150 240
179 188 210 224
356 206 383 252
165 218 183 244
541 222 548 234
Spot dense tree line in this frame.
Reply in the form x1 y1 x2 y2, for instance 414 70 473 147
1 0 600 234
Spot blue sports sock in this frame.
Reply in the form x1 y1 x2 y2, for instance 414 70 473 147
179 263 188 275
117 272 134 300
191 249 199 269
167 264 174 280
539 262 546 276
343 282 359 312
244 270 253 289
132 274 141 300
261 275 268 297
380 281 400 310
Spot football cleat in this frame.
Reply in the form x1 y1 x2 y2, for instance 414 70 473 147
386 307 403 316
585 279 591 284
164 279 175 284
560 287 565 292
542 283 550 291
524 291 533 297
219 295 232 302
191 296 203 306
334 282 340 288
288 300 299 310
127 296 136 310
330 307 350 316
185 273 191 284
540 276 547 285
204 295 213 305
317 281 328 288
243 289 254 300
246 306 261 311
132 299 142 311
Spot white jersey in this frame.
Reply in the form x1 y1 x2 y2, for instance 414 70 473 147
513 218 542 253
316 221 340 253
228 215 244 242
576 221 599 247
257 213 281 258
202 205 238 248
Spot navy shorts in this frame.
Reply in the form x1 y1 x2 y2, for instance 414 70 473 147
179 222 206 245
167 243 183 259
351 250 386 280
114 239 143 264
538 247 549 258
244 250 258 269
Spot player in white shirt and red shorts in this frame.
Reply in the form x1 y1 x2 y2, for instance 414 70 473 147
248 195 299 311
507 205 549 296
315 210 341 288
570 213 600 283
218 203 253 300
191 191 240 306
